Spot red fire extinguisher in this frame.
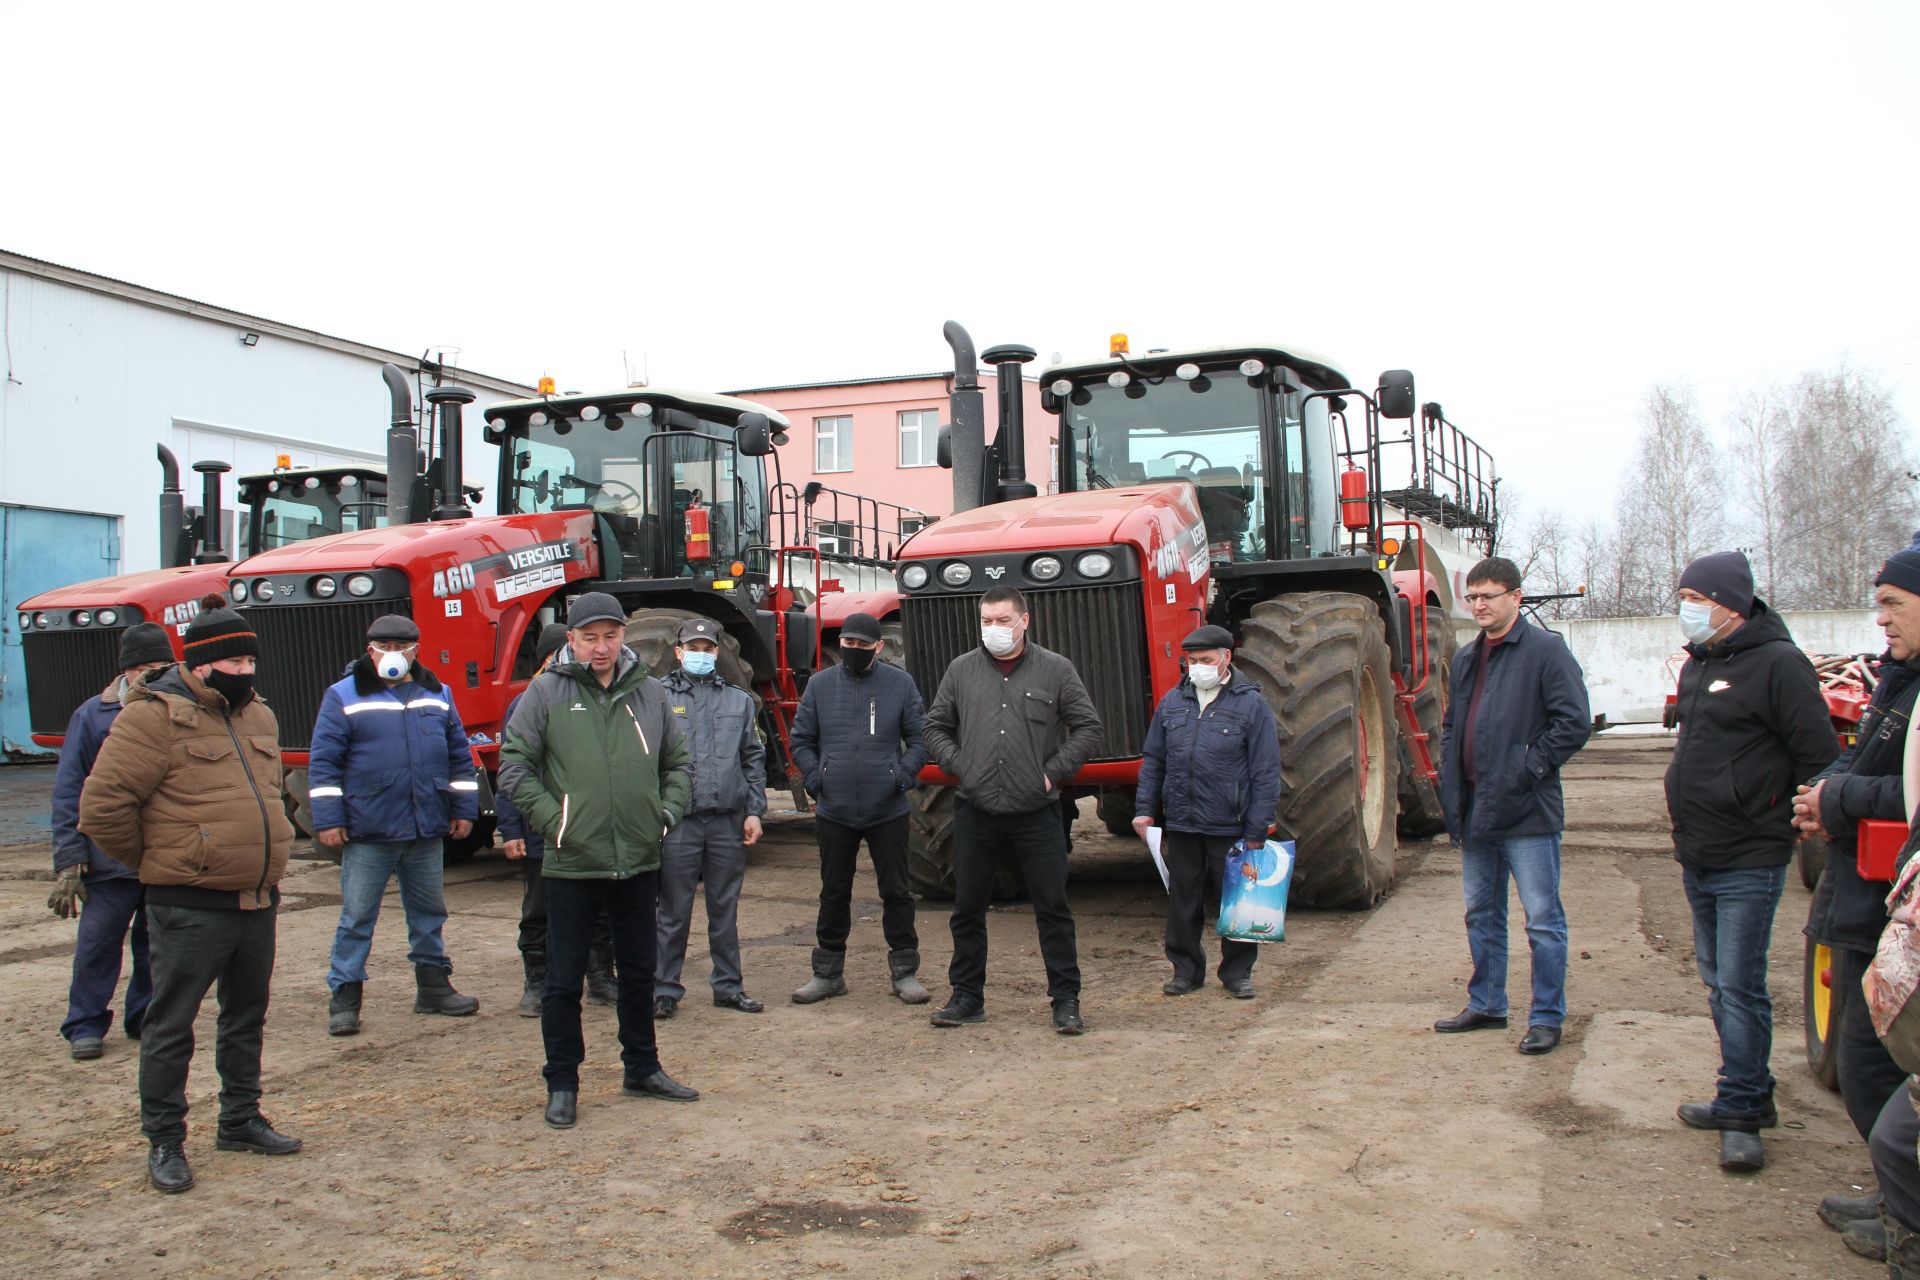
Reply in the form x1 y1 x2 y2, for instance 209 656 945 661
684 500 711 562
1339 467 1370 531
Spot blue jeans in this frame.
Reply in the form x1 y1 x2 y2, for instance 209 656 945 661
1681 864 1786 1119
62 877 152 1042
1461 833 1567 1027
327 838 450 990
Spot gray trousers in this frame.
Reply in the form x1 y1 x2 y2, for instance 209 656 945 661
140 903 276 1143
655 811 749 1001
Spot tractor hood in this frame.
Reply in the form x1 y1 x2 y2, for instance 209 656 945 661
229 514 560 575
18 563 226 612
900 485 1192 558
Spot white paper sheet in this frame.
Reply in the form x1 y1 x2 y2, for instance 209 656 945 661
1145 825 1169 891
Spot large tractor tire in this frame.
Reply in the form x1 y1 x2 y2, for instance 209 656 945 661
1797 833 1829 892
906 784 1024 900
622 607 755 687
1396 611 1456 839
1804 935 1842 1090
1234 591 1400 909
1097 787 1139 838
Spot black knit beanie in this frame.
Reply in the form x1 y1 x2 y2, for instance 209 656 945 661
181 595 259 666
118 622 175 669
1677 551 1754 616
1875 531 1920 598
534 623 568 667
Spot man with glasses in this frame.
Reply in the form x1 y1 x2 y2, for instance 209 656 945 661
1434 557 1591 1056
311 615 482 1036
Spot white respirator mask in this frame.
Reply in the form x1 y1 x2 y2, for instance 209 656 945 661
1188 661 1223 690
981 625 1017 657
375 649 411 680
1677 600 1721 646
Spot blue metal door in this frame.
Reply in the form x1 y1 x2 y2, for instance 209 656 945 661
1 506 120 757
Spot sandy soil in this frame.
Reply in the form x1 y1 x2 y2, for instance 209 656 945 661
0 737 1881 1279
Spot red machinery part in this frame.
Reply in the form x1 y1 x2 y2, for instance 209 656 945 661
1339 467 1370 531
684 502 711 562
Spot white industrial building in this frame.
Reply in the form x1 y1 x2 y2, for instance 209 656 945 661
0 249 534 753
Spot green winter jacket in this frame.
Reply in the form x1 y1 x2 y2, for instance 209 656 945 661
498 646 691 880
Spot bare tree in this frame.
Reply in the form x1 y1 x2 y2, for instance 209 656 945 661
1610 384 1724 612
1727 383 1790 602
1769 364 1919 609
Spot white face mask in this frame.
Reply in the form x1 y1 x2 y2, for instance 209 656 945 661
374 649 411 680
981 624 1017 657
1678 599 1720 646
1188 661 1223 690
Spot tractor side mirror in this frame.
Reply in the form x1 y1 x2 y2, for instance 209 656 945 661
936 425 953 470
736 413 775 457
1377 370 1416 420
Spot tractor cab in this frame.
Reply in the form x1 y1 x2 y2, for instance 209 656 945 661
1042 342 1358 568
238 466 393 556
484 387 779 583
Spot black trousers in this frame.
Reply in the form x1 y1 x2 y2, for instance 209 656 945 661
541 873 658 1092
1835 946 1910 1140
139 904 276 1143
1871 1084 1920 1232
1164 831 1258 986
518 860 612 969
948 799 1080 1003
814 814 918 955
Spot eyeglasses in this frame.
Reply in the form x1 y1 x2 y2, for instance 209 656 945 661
1462 589 1516 605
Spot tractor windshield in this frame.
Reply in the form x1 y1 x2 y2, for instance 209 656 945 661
506 415 766 578
246 476 388 554
1064 376 1276 561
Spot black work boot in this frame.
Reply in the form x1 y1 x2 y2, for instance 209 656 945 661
413 964 479 1016
792 947 848 1004
518 958 545 1018
1842 1216 1887 1261
327 982 362 1036
586 947 619 1007
888 948 929 1004
1718 1129 1765 1172
1820 1188 1884 1231
1886 1208 1920 1280
148 1139 194 1193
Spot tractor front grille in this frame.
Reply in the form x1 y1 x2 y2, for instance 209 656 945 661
900 583 1150 760
247 598 410 750
23 628 129 738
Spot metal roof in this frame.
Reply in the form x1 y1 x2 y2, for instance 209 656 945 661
483 386 792 431
0 248 538 398
1044 343 1355 392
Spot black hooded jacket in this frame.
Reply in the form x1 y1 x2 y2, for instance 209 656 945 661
1664 600 1839 871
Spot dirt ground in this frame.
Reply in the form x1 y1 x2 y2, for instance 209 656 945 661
0 736 1885 1279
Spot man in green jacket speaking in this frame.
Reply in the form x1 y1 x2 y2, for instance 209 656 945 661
499 593 697 1129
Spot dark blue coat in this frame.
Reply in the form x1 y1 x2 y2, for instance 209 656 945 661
1439 621 1592 842
52 678 140 878
307 658 479 843
1134 674 1282 841
790 661 927 829
494 690 544 859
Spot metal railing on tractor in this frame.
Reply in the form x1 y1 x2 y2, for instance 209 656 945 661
1373 403 1499 555
768 481 929 568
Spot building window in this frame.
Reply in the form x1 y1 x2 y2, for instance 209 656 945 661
814 416 852 473
1048 437 1060 494
814 519 853 556
898 408 939 468
900 516 931 537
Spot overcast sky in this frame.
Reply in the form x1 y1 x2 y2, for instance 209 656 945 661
6 2 1915 530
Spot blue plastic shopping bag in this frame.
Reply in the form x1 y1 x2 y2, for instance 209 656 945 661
1215 840 1294 943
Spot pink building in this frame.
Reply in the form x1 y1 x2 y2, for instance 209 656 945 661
724 372 1054 547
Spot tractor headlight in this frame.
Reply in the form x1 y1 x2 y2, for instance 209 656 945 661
311 575 337 598
96 608 118 626
253 579 275 602
34 612 51 628
940 561 974 587
345 574 376 598
1028 555 1064 582
72 610 92 627
1076 552 1115 579
19 612 32 631
901 564 930 590
230 581 248 602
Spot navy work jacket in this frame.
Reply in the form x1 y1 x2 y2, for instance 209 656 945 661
1439 621 1592 842
1134 673 1282 842
306 657 479 842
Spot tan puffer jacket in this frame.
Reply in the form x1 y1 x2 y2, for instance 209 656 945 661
79 665 293 910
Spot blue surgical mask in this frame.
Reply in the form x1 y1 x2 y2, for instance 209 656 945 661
1678 599 1720 646
681 650 717 677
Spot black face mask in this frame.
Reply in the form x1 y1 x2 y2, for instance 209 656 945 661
206 669 255 710
839 646 878 676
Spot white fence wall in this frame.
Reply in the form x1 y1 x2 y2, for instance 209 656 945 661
1539 611 1884 724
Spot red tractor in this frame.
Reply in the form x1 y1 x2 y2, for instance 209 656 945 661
225 369 920 854
885 324 1499 906
17 445 391 749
